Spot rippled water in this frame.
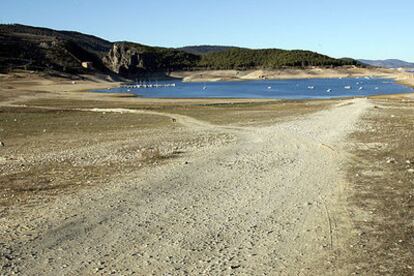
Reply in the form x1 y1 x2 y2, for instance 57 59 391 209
96 78 413 99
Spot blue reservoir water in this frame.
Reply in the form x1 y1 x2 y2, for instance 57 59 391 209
95 78 413 99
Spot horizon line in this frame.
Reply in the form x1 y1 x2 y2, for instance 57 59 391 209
2 22 412 63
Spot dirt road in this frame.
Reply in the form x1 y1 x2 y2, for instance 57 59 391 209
1 98 371 275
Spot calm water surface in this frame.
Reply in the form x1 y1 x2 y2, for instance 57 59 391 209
96 78 413 99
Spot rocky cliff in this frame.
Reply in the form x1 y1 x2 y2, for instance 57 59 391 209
103 43 165 78
0 24 362 79
103 42 200 78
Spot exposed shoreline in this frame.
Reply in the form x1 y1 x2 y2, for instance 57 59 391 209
1 71 413 274
2 68 413 104
169 67 402 83
116 67 414 100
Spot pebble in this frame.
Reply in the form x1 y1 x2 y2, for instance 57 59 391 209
386 157 396 164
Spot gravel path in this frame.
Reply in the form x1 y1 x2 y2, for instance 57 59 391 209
1 98 371 275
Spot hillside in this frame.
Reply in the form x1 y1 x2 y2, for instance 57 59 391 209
103 42 200 78
358 59 414 68
199 48 361 70
0 24 361 79
178 45 240 55
0 24 112 74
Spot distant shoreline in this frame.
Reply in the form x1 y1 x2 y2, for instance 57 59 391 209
169 67 400 83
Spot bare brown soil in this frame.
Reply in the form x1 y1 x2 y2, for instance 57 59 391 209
338 97 414 275
1 72 413 275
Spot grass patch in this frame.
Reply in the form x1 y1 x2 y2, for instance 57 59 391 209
344 98 414 274
0 106 171 142
23 97 334 126
0 146 181 208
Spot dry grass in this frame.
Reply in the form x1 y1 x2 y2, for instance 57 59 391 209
153 100 334 126
0 106 171 142
0 106 176 208
343 98 414 275
0 93 333 212
0 149 179 208
24 97 334 126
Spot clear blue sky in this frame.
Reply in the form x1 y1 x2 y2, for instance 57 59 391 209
1 0 412 61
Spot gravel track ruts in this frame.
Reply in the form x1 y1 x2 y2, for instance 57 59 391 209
1 98 371 275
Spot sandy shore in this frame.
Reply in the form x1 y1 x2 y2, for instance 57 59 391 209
0 72 413 275
395 71 414 88
169 67 402 82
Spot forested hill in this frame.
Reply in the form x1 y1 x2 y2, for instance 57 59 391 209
199 48 360 69
0 24 362 78
178 45 240 55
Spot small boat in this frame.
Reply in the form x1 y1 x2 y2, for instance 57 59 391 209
359 87 363 90
326 89 332 93
267 86 272 89
202 86 207 90
344 86 352 90
308 86 315 90
375 87 379 90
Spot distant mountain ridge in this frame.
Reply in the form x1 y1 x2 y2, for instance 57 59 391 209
358 59 414 68
0 24 362 79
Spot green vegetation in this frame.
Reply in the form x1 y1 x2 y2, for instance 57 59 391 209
0 24 361 78
199 48 360 69
113 42 201 71
178 45 239 55
111 44 361 74
0 24 111 73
